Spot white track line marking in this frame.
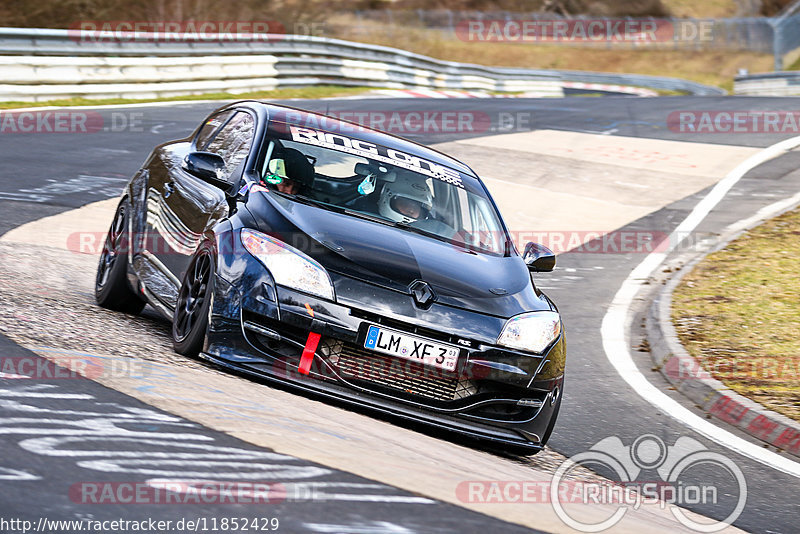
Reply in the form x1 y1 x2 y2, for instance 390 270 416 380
601 135 800 479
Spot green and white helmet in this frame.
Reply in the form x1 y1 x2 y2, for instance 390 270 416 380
265 158 288 184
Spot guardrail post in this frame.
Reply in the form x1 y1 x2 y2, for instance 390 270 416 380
772 19 783 71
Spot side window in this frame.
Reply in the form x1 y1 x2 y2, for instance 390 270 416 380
205 112 255 180
455 188 503 253
457 188 472 233
195 110 233 150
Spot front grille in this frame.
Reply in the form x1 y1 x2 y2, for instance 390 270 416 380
320 339 476 402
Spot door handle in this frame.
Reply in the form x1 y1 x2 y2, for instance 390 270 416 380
164 182 175 198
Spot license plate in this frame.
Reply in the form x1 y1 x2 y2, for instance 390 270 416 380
363 325 459 372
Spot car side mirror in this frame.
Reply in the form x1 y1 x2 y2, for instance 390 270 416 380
183 152 230 189
523 242 556 272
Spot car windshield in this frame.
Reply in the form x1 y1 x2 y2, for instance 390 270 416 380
256 123 508 255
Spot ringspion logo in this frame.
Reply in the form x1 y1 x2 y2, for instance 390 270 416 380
459 434 747 532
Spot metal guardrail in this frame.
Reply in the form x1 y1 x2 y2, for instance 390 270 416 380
0 27 724 101
734 71 800 96
556 70 725 96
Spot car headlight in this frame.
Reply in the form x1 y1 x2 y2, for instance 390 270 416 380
241 228 334 301
497 311 561 354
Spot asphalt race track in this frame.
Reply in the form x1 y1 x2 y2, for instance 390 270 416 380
1 96 800 533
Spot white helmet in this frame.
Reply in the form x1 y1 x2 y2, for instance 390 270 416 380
378 176 433 223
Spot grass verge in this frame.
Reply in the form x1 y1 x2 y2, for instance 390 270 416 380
329 17 773 91
661 0 741 18
0 23 764 108
672 207 800 422
0 85 372 110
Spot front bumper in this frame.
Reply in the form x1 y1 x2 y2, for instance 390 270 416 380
206 259 565 451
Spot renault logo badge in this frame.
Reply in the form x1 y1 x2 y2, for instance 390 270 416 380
409 280 436 309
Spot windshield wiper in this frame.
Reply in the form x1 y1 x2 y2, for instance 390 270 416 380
284 194 394 226
392 220 444 240
343 209 394 226
289 194 330 209
284 197 461 245
283 194 352 215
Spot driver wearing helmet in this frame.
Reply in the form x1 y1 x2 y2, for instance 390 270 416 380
265 158 299 194
263 148 314 195
377 176 433 223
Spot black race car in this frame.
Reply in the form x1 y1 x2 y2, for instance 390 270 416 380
95 101 565 452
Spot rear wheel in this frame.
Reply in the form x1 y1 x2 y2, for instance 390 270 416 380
95 201 146 314
172 244 215 356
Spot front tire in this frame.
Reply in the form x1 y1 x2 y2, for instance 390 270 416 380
172 243 215 356
95 201 146 314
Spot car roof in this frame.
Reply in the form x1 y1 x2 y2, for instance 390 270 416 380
228 101 482 184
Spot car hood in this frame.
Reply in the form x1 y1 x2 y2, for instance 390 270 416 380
247 192 551 317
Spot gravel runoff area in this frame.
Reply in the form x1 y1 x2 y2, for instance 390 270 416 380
671 207 800 423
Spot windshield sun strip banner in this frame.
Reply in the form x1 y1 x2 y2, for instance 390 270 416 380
284 125 466 188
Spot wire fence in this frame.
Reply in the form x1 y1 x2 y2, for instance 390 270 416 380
347 9 800 70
